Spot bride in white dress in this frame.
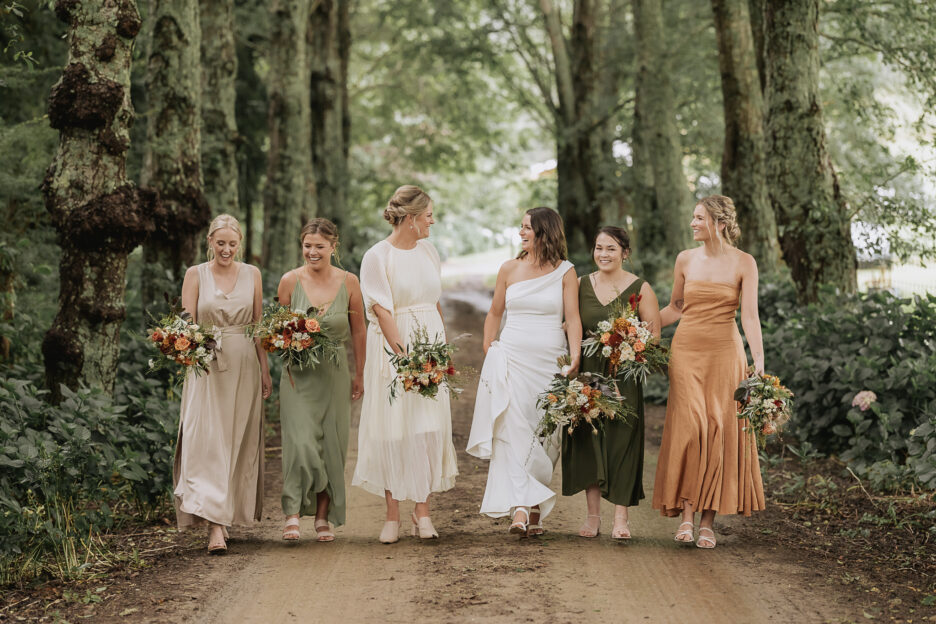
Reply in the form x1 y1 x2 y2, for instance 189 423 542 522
353 185 458 544
467 207 582 535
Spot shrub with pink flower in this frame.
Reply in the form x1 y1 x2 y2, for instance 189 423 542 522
851 390 878 412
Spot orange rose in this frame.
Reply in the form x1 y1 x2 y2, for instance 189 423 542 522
432 371 443 383
151 329 164 342
174 337 191 351
600 332 611 345
627 326 638 337
547 393 558 403
633 341 645 352
422 362 433 373
301 338 313 349
304 318 321 333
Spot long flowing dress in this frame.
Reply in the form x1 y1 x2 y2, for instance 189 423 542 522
467 261 573 520
173 262 263 528
352 239 458 502
279 274 351 526
561 277 645 506
652 280 765 517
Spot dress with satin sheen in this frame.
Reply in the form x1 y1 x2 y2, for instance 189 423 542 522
652 280 765 517
352 239 458 502
467 261 573 520
279 275 351 526
561 276 645 506
173 262 263 528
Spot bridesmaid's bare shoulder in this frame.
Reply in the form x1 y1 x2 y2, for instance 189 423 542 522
279 268 299 290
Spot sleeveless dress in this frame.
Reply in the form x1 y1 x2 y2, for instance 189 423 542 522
173 262 263 528
652 281 765 517
561 277 645 506
468 261 573 520
279 275 351 526
352 239 458 502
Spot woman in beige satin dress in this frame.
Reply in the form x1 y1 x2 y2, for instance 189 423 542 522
174 214 272 554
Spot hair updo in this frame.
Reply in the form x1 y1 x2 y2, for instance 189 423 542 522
383 185 432 226
206 214 244 261
300 217 341 264
697 195 741 246
595 226 631 255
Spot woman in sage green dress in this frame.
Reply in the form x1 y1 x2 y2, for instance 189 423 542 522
276 219 366 542
561 226 660 539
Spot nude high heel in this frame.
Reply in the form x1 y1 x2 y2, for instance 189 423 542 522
411 513 439 539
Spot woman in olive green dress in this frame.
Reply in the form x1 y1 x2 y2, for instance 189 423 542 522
276 219 366 542
562 227 661 539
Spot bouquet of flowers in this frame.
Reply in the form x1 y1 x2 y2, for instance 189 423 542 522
734 368 794 446
147 301 220 377
387 322 466 402
248 299 341 371
581 292 669 383
536 356 635 437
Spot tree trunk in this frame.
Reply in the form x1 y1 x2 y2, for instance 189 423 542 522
200 0 240 219
711 0 781 273
0 241 14 361
140 0 209 308
41 0 152 399
748 0 766 93
765 0 856 302
632 0 692 258
540 0 606 256
630 85 669 282
264 0 312 278
308 0 349 229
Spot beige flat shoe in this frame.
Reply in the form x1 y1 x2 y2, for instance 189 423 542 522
379 520 400 544
411 513 439 539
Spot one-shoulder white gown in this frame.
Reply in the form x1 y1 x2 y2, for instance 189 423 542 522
467 261 573 520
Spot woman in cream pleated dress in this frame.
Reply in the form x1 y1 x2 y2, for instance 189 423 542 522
352 185 458 543
174 214 272 554
468 206 582 537
652 195 766 549
277 219 366 543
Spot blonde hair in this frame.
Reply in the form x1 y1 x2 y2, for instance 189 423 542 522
697 195 741 246
206 214 244 261
383 185 432 226
300 217 341 265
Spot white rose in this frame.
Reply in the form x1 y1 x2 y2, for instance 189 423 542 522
576 394 589 406
569 380 584 392
601 345 612 357
194 332 205 342
598 320 612 332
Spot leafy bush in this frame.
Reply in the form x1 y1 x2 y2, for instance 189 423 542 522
0 330 178 585
764 289 936 490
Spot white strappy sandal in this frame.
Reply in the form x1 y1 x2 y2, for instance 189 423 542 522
696 527 717 549
674 521 694 544
283 517 301 541
527 508 544 537
314 518 335 542
509 507 530 535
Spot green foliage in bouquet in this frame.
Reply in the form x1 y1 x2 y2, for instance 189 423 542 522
734 368 794 447
248 299 342 371
387 322 466 402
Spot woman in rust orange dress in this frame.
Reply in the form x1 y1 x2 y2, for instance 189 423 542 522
652 195 765 549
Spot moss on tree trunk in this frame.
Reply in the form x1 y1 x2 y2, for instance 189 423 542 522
42 0 153 400
712 0 782 273
308 0 349 230
140 0 209 307
264 0 312 278
200 0 240 219
765 0 856 302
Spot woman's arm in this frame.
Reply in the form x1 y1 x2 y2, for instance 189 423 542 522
483 264 509 354
373 305 405 355
659 251 688 328
252 267 272 399
181 266 199 322
346 274 367 400
638 281 662 340
562 268 582 376
738 253 764 375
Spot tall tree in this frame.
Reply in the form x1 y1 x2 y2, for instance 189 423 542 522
141 0 209 306
200 0 240 218
264 0 312 277
765 0 856 302
632 0 692 259
711 0 781 272
42 0 152 399
308 0 350 227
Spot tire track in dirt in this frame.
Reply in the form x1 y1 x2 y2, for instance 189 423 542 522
163 294 855 624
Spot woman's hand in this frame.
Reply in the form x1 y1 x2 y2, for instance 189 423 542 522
261 370 273 399
562 356 580 378
754 358 765 377
351 374 364 401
